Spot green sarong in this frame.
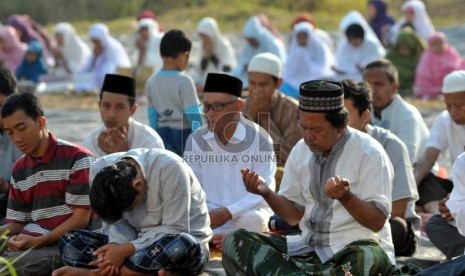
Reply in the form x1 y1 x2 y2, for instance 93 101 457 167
222 229 394 276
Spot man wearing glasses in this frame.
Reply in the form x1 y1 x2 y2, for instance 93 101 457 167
184 73 276 251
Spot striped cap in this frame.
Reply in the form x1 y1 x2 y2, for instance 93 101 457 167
299 80 344 113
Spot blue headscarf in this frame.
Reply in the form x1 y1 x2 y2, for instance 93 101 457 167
16 40 48 82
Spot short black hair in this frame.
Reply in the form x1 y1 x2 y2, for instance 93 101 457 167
364 58 399 84
345 23 365 40
0 66 17 97
160 29 192 58
1 93 44 120
342 79 372 116
325 108 349 129
90 160 139 224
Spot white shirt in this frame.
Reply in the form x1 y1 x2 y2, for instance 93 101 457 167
90 148 212 250
368 125 419 222
368 125 420 265
427 110 465 164
183 115 276 219
446 152 465 235
82 117 164 158
279 128 393 263
371 94 429 163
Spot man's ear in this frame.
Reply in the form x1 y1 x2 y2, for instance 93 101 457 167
362 110 371 125
38 116 46 129
392 82 400 93
236 98 245 111
130 103 138 116
132 179 144 193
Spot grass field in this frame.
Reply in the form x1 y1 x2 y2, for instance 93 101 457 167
44 0 465 37
37 0 462 111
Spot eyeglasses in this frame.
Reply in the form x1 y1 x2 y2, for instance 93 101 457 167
203 100 237 112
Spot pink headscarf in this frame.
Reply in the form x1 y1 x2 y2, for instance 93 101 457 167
0 26 27 73
137 10 164 32
414 32 462 99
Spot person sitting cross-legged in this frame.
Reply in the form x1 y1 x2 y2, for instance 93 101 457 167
52 148 212 276
222 80 394 275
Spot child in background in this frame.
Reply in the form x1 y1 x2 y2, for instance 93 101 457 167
145 29 203 156
386 27 426 96
414 32 462 100
16 40 47 83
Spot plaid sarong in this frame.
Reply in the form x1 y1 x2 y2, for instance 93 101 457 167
222 229 394 275
59 229 209 275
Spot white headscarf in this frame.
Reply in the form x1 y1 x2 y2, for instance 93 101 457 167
135 18 163 72
335 11 386 81
283 22 335 90
87 23 131 68
54 22 91 73
81 23 131 89
232 16 286 85
197 17 236 71
390 0 434 44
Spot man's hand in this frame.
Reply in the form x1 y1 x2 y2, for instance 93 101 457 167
209 208 232 229
324 176 351 201
91 243 134 268
241 168 271 197
7 234 46 251
97 127 129 154
247 90 273 121
0 177 10 195
135 38 146 51
439 195 453 221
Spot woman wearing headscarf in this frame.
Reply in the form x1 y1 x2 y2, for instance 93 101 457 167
367 0 395 47
232 15 286 87
414 32 461 99
52 22 91 76
75 23 131 92
333 10 386 82
390 0 435 45
386 27 427 96
136 10 164 32
290 12 335 53
133 18 163 73
191 17 236 91
281 22 335 99
16 40 48 83
0 26 27 73
6 14 52 66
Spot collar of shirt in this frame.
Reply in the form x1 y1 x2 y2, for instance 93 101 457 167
25 132 58 167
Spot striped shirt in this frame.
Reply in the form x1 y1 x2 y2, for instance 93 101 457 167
6 132 95 236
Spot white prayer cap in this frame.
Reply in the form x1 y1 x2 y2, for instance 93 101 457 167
442 70 465 94
247 52 282 78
